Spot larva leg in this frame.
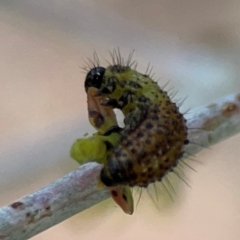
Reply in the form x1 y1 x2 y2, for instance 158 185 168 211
70 133 118 165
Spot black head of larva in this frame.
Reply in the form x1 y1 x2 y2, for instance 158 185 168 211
84 67 105 92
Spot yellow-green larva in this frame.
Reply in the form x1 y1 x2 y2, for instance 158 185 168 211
84 50 189 189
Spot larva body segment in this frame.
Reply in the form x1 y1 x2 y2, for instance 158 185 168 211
89 65 188 188
101 102 188 188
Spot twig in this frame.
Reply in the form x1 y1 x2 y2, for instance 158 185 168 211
0 92 240 240
0 163 109 240
186 92 240 154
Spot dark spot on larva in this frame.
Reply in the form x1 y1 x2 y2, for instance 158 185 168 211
146 139 151 144
136 132 144 138
163 120 168 125
145 159 150 164
221 102 239 117
126 140 133 146
129 80 142 88
178 152 184 158
119 80 127 88
127 161 133 170
129 173 137 180
148 167 153 172
111 190 118 197
155 142 161 149
11 202 24 210
140 150 147 157
120 135 127 142
172 162 178 167
158 177 163 182
145 122 153 129
122 194 127 201
88 110 104 128
151 115 159 121
184 139 189 145
176 115 182 120
159 165 164 170
138 95 148 102
148 173 153 179
104 141 114 150
115 150 122 158
131 148 137 154
111 65 127 73
142 182 149 187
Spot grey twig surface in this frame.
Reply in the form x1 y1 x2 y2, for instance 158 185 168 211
186 92 240 154
0 164 109 240
0 92 240 240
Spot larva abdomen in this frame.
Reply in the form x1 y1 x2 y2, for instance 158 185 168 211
83 52 189 190
101 100 188 188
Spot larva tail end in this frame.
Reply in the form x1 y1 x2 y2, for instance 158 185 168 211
109 186 134 215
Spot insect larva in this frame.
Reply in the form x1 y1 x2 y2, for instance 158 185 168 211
84 50 189 189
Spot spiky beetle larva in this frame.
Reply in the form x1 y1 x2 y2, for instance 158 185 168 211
84 50 189 189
